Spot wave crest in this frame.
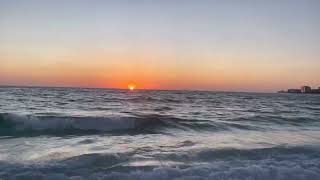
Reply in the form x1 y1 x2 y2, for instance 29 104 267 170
0 113 189 135
2 112 314 136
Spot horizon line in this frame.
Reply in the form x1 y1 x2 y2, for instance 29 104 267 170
0 84 273 94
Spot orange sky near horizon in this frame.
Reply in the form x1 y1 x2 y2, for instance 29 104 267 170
1 47 319 92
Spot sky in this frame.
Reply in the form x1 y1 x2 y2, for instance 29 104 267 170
0 0 319 92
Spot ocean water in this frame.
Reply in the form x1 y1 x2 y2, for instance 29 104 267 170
0 87 320 180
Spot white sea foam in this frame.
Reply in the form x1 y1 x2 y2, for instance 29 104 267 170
1 154 319 180
1 146 319 180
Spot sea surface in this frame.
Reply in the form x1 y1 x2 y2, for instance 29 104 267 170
0 87 320 180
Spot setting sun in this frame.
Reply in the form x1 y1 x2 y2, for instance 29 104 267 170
128 84 136 91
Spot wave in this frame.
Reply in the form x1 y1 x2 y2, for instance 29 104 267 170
227 114 320 126
1 112 316 136
0 113 181 135
0 113 269 136
1 146 320 180
2 112 231 136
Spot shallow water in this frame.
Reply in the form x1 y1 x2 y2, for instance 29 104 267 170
0 87 320 180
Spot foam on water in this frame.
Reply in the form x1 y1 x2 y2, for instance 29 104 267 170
1 146 320 180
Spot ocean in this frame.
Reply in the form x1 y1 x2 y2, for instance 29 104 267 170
0 87 319 180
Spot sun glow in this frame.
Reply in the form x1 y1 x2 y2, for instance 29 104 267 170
128 84 136 91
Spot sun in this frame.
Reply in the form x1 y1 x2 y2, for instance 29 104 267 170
128 84 136 91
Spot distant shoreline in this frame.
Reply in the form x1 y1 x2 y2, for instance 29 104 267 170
278 86 320 94
278 92 320 95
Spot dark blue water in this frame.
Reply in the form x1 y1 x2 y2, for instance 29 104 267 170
0 87 320 180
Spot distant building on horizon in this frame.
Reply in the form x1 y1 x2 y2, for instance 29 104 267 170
301 86 312 93
287 89 301 93
280 85 320 94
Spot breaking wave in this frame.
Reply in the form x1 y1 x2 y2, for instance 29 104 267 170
0 113 182 135
1 112 317 136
